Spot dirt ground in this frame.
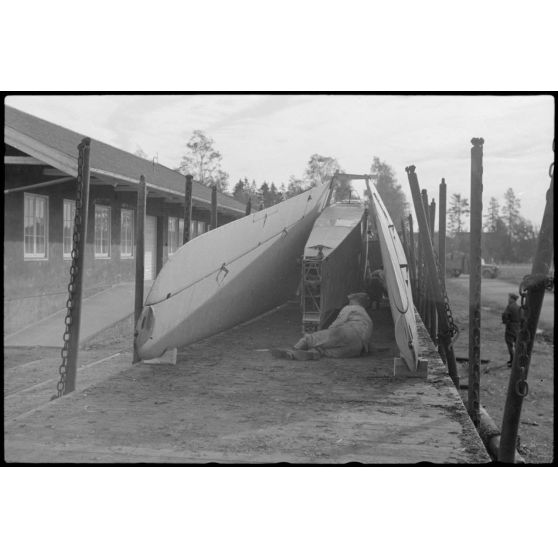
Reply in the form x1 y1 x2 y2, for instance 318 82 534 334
445 277 554 463
5 302 490 463
6 270 551 463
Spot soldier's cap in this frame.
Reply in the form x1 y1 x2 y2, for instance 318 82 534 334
509 293 519 300
348 292 370 305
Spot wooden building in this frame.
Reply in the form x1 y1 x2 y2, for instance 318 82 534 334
4 106 245 335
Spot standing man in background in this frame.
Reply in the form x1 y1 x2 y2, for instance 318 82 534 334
502 293 521 367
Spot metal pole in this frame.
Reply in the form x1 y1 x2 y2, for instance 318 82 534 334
439 178 447 279
468 138 484 428
183 174 193 244
133 175 147 364
211 185 218 230
499 151 554 462
64 138 91 393
406 165 460 387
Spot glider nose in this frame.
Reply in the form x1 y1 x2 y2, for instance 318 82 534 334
134 306 155 359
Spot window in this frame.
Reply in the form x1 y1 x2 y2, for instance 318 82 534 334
178 218 184 245
190 219 203 238
168 217 179 255
24 193 48 259
121 209 134 258
63 199 76 258
95 205 111 258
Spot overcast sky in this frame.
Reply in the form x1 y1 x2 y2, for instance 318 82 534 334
6 94 553 230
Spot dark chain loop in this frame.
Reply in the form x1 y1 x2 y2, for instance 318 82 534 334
55 146 86 398
512 277 535 400
433 249 459 346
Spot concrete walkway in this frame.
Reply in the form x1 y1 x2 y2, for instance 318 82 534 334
3 282 153 348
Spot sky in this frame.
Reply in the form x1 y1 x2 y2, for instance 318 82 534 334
5 94 554 230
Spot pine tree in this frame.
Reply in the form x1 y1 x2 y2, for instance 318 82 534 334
369 157 409 225
484 196 501 232
447 193 470 235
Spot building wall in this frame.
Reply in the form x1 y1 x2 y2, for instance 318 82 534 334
4 179 234 334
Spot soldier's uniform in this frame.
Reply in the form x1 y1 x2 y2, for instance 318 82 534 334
272 292 373 361
502 293 521 366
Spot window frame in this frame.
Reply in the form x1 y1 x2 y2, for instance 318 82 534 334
178 218 184 246
23 193 49 260
94 204 112 259
63 199 76 259
167 216 179 255
120 208 135 259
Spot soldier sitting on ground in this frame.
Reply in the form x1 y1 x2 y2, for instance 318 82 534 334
272 292 373 361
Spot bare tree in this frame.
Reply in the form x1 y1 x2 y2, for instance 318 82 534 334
177 130 229 192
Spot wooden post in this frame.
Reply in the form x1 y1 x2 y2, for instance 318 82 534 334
468 138 484 428
408 214 417 302
421 189 430 329
439 178 447 279
211 185 218 230
64 138 91 393
499 151 554 462
133 175 147 364
416 213 424 318
406 165 460 388
183 174 193 244
429 198 437 341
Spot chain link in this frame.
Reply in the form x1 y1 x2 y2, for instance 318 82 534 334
54 145 86 398
433 249 459 348
512 273 550 399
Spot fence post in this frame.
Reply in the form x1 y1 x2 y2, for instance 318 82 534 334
421 189 431 328
64 138 92 393
499 147 554 462
468 138 484 428
439 179 447 279
133 175 147 364
408 214 417 302
211 185 218 229
406 165 460 387
183 174 193 244
429 198 437 341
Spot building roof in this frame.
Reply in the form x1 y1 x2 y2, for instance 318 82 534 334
4 105 245 216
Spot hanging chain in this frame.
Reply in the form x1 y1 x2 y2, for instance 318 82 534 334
433 248 459 348
513 143 554 399
54 146 86 398
514 278 533 398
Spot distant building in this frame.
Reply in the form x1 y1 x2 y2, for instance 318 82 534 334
4 106 245 335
